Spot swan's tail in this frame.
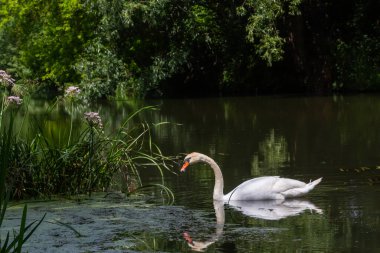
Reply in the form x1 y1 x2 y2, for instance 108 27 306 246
282 177 322 198
307 177 323 191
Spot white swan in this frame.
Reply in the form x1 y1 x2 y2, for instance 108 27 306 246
181 152 322 201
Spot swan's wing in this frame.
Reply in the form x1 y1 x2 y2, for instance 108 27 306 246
224 176 281 200
278 178 322 198
224 176 309 201
272 178 306 193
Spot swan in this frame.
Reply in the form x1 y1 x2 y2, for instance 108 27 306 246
181 152 322 201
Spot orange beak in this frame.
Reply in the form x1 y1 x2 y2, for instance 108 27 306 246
181 161 190 172
183 232 194 245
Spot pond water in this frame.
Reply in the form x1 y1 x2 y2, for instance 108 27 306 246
3 95 380 252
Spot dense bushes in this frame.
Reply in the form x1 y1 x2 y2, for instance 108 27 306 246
0 0 379 99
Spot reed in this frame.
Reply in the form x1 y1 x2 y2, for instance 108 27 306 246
0 93 45 252
0 99 175 199
1 97 174 250
0 72 171 199
1 70 175 251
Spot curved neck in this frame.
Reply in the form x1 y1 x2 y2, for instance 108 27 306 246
202 155 224 200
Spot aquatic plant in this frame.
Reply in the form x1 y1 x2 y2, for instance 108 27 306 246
0 100 174 199
0 87 45 253
0 70 15 93
6 96 23 105
84 111 103 129
65 86 81 97
1 69 175 201
64 86 81 146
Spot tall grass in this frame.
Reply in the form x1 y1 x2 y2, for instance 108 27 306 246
1 71 175 249
1 99 175 199
0 93 45 253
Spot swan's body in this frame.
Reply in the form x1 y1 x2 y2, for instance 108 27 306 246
181 152 322 201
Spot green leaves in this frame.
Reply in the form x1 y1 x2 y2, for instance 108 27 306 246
243 0 300 66
0 0 96 85
1 0 379 97
1 205 46 253
0 0 305 96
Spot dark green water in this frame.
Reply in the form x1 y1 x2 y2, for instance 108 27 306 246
143 95 380 252
5 95 380 252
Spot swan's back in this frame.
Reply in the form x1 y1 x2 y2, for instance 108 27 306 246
223 176 318 201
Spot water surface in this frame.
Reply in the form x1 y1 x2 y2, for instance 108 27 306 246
146 95 380 252
4 95 380 252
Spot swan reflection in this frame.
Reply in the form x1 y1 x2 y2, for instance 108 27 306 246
183 199 322 251
183 201 224 252
227 199 323 220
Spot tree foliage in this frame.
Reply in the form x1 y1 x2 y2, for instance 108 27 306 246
0 0 379 99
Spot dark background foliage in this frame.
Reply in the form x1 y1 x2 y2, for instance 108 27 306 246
0 0 379 99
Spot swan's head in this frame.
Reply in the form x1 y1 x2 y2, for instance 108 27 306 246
183 232 215 251
180 152 203 172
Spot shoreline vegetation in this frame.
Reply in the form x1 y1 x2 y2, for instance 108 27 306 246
1 70 176 251
0 1 379 100
1 78 176 200
0 0 378 249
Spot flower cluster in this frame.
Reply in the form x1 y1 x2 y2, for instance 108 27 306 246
84 112 103 129
7 96 23 105
65 86 81 97
0 70 15 88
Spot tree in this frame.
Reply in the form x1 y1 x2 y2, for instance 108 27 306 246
0 0 379 98
0 0 97 88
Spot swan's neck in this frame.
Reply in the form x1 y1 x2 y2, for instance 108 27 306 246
203 155 224 201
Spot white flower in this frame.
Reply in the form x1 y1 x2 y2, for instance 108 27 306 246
0 70 15 87
84 112 103 128
7 96 23 105
65 86 81 97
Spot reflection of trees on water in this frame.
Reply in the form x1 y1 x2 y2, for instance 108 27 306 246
10 99 145 143
10 95 380 170
6 96 380 252
251 129 289 176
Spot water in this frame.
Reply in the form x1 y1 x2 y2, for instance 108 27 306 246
145 95 380 252
3 95 380 252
